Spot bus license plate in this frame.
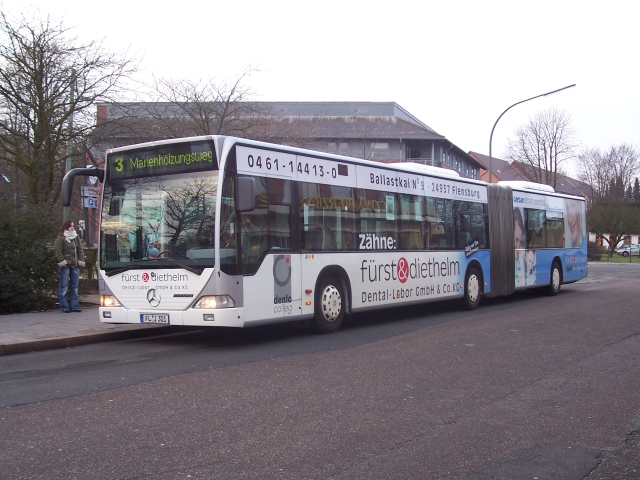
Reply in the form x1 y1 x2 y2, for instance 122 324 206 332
140 314 169 324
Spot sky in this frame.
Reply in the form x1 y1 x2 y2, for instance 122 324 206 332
2 0 639 174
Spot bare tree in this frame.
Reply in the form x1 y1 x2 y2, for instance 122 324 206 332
576 144 640 256
588 199 640 257
357 117 382 160
575 144 640 198
0 10 137 206
247 115 320 149
137 68 263 139
103 68 321 149
506 108 578 189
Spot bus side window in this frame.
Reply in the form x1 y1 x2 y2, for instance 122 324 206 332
219 176 239 272
300 182 356 252
526 209 545 248
398 195 423 250
430 234 448 249
357 188 397 250
239 177 268 273
425 198 453 249
458 232 472 249
545 219 564 248
267 177 292 250
320 226 336 250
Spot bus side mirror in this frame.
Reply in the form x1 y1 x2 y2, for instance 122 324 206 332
62 168 104 207
235 177 255 212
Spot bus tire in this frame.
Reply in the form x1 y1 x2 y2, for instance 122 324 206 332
313 276 345 334
464 266 482 310
547 261 562 296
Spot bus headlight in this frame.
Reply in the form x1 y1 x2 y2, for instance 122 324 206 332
194 295 235 309
101 295 121 307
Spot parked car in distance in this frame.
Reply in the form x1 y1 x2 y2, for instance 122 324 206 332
615 243 640 256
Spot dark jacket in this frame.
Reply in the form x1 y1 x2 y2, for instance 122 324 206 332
55 235 85 268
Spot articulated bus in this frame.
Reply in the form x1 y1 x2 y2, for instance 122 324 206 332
63 136 588 333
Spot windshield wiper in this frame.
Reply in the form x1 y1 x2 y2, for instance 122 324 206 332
105 267 131 277
105 258 204 276
136 257 203 275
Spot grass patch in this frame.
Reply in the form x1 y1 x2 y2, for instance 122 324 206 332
597 253 640 263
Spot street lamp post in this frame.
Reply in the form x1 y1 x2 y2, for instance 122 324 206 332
63 70 75 221
488 84 576 183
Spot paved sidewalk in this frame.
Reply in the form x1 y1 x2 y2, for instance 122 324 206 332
0 295 177 356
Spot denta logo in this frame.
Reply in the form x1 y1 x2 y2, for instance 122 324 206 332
274 294 292 304
273 255 292 306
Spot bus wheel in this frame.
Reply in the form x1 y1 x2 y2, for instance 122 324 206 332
547 261 562 296
313 276 344 333
464 266 482 310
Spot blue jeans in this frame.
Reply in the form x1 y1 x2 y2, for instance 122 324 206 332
58 266 80 312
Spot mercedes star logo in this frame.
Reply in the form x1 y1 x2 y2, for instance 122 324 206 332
147 288 161 307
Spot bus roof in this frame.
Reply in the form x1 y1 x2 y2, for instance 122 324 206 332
498 180 555 193
388 162 461 178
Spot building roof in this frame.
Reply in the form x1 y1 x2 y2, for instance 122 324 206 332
469 152 528 182
278 116 445 140
469 151 591 198
94 101 484 170
250 101 438 130
102 101 437 128
552 173 592 198
98 101 445 141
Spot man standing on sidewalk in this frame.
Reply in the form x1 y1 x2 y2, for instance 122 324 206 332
55 220 85 313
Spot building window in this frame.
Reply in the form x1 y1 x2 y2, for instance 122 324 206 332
329 142 349 156
370 142 389 159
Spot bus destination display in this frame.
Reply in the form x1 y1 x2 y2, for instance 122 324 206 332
107 140 217 179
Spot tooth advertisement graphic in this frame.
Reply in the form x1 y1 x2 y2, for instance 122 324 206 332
273 254 292 304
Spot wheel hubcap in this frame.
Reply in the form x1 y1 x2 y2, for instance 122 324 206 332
468 275 479 302
321 285 341 322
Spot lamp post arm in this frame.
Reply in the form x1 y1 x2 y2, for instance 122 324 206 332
488 84 575 183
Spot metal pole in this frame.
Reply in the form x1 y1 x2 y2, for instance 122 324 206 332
63 70 75 220
488 84 576 183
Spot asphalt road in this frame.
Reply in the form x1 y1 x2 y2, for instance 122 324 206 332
1 263 639 479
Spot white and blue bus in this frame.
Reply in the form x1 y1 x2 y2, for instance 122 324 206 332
63 136 588 333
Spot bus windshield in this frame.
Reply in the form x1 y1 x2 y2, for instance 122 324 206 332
100 171 218 274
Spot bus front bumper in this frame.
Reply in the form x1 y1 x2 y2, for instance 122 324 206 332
98 307 245 328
